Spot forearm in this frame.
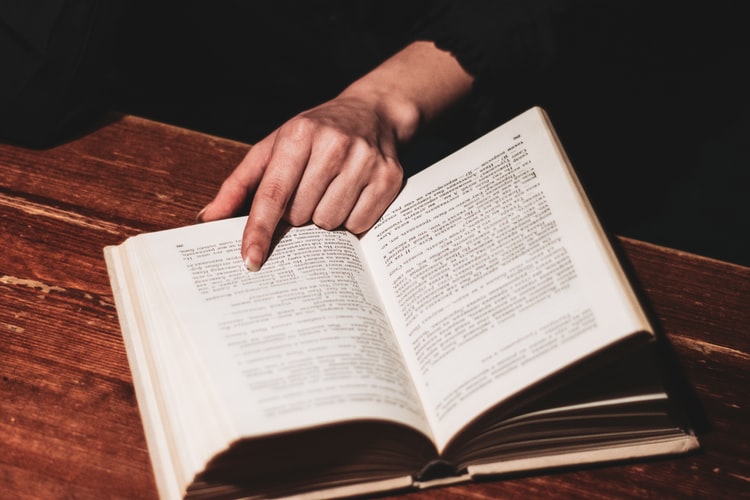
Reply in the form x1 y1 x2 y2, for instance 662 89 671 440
338 40 474 145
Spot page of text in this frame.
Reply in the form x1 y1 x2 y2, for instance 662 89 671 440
133 218 431 440
360 108 650 450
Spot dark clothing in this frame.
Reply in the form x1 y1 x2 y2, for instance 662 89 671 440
2 0 421 146
108 1 423 144
4 1 737 147
0 0 122 147
416 1 746 129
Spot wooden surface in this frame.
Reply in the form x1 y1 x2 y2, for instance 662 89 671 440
1 114 749 499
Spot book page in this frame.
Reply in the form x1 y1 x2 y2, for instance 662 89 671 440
122 218 432 443
360 107 652 451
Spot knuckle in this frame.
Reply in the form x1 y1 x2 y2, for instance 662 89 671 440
285 208 310 227
347 137 376 163
373 159 404 192
344 219 367 235
219 175 245 196
324 126 353 147
317 127 356 162
312 210 341 231
256 179 289 207
245 220 274 244
383 161 404 185
281 115 318 143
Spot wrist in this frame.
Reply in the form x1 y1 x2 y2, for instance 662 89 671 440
339 41 474 146
339 80 423 144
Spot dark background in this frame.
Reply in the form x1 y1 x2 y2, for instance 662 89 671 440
106 2 750 267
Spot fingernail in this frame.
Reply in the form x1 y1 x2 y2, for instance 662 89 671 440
243 244 263 272
195 206 208 223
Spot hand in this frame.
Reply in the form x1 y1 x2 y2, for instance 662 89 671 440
197 94 405 271
197 41 473 271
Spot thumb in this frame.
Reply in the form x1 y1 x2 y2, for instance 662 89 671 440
196 134 276 223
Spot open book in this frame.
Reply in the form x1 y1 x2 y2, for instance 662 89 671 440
104 107 699 499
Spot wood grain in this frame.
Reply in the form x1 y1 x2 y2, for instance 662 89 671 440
1 115 748 499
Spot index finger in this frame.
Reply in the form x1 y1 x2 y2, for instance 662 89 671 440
241 128 312 271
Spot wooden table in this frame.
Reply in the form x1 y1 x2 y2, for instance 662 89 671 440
1 114 749 499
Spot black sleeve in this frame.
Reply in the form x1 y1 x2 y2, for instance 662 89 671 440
411 1 739 131
0 0 122 147
413 1 677 89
